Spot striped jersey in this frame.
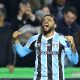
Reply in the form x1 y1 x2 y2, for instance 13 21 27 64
15 32 78 80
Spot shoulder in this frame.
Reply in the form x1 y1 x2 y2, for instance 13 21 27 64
57 33 67 46
24 34 40 47
27 34 40 43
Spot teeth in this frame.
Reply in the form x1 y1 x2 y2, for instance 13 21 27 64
44 23 49 26
45 24 48 25
45 24 48 26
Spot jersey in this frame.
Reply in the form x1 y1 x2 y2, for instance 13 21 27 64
15 32 78 80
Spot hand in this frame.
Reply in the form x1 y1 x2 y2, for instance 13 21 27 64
19 3 27 15
7 65 14 73
25 8 35 21
19 3 35 21
65 36 74 44
13 31 21 39
13 31 21 44
25 9 32 16
65 36 76 53
25 3 32 16
18 3 27 19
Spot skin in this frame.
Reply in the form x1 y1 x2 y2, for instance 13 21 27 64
65 36 76 53
13 15 76 53
42 15 56 37
25 3 32 15
18 2 35 19
42 7 50 14
64 11 77 26
0 16 5 27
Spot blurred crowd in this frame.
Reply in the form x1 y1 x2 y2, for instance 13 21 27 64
0 0 80 73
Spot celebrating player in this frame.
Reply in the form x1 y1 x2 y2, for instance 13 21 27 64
13 14 78 80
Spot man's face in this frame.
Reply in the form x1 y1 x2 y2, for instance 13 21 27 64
42 7 50 14
64 11 77 25
20 3 31 14
42 15 56 34
25 3 32 14
56 0 66 6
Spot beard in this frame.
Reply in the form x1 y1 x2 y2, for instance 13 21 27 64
42 26 54 35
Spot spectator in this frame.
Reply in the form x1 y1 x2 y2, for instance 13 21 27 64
67 0 80 25
42 6 51 15
48 0 70 20
11 0 40 31
35 10 45 22
43 0 53 6
29 0 41 10
56 7 80 67
56 7 80 37
0 4 14 73
35 6 50 28
32 0 53 9
0 0 21 21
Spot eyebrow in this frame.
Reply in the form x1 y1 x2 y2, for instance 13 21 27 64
43 18 54 20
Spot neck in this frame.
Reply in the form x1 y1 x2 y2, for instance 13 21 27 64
43 31 54 38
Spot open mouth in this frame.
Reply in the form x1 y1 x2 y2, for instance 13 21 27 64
42 22 49 31
44 23 49 27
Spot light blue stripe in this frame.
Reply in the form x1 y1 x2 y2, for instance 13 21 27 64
52 34 59 80
25 34 39 48
41 37 47 79
15 43 32 57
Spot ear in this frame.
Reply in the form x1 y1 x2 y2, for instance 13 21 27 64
54 24 57 28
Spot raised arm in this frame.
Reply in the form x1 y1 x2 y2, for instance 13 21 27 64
15 43 32 57
13 31 38 57
64 36 79 64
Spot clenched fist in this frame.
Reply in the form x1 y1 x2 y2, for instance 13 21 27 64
13 31 21 44
65 36 74 45
13 31 21 39
65 36 76 53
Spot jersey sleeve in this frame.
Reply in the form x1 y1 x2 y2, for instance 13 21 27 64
15 34 39 57
59 35 79 64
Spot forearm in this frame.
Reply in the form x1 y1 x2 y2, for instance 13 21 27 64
15 39 32 57
13 31 35 57
65 48 79 64
66 36 76 53
15 38 20 44
28 13 36 21
71 51 79 64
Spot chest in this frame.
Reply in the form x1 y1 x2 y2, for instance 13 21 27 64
35 38 60 55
